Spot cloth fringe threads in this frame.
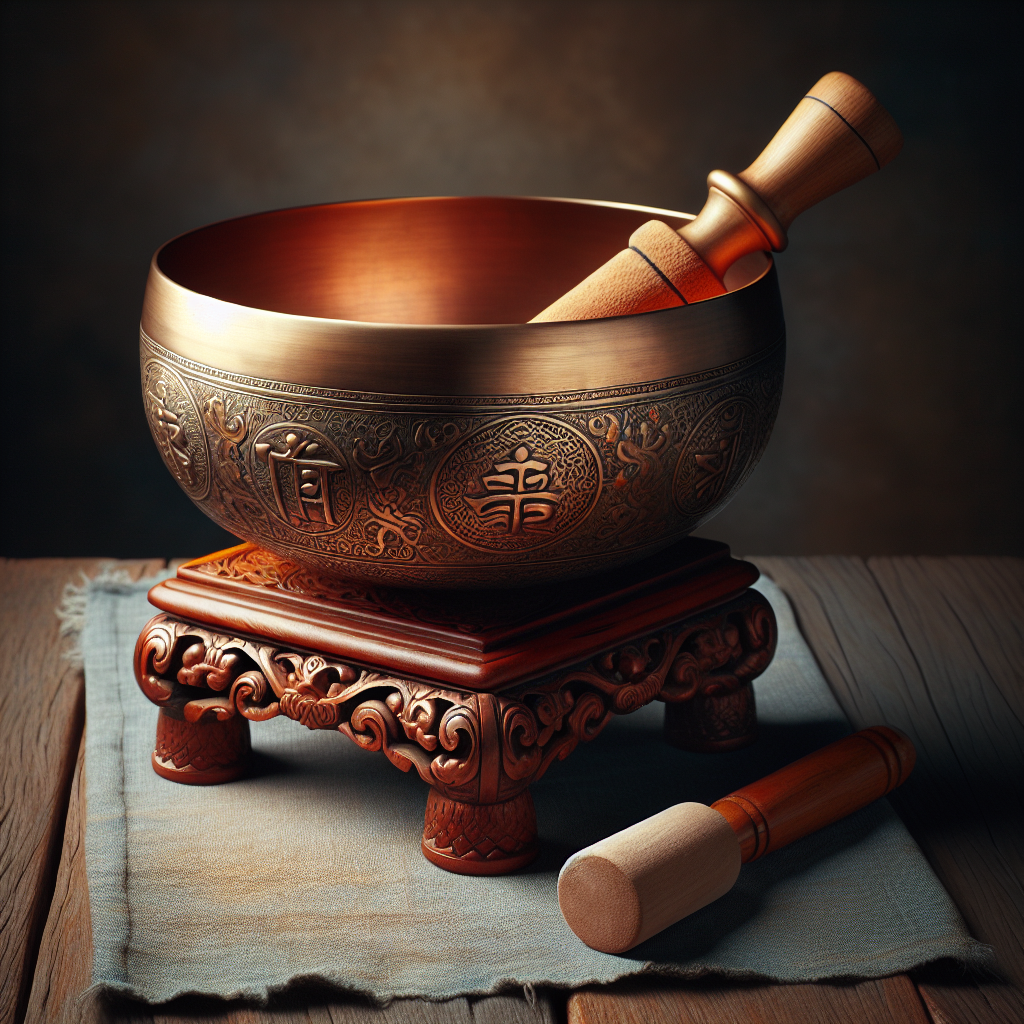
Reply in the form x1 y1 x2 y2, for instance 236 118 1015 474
57 566 139 670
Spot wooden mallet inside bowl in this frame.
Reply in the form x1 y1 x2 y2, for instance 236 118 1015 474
558 726 915 953
531 71 902 323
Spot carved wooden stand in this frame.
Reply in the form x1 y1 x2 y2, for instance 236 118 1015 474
134 538 777 875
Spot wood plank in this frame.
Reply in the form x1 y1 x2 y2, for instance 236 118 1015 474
912 961 1024 1024
23 734 92 1024
1 557 164 1024
901 558 1024 724
752 555 1024 1022
865 556 1023 882
133 991 557 1024
569 974 930 1023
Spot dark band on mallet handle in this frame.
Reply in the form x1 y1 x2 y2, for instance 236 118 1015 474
805 94 882 170
628 245 688 304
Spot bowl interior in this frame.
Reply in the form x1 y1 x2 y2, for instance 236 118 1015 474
156 196 701 326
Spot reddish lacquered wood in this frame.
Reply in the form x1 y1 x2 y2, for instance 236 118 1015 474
712 726 916 862
135 552 778 875
150 538 758 692
13 556 1018 1022
151 708 251 785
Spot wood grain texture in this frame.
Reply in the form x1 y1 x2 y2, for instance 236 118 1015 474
912 961 1024 1024
534 71 902 323
23 734 92 1024
740 71 902 228
0 558 164 1024
157 539 754 692
569 974 930 1023
752 555 1024 1022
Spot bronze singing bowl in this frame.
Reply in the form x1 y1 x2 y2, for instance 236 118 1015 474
141 196 784 587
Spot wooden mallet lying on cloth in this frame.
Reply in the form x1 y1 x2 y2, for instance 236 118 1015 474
531 72 902 323
558 726 915 954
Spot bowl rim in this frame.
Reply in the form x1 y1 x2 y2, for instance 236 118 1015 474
150 195 754 327
141 195 782 398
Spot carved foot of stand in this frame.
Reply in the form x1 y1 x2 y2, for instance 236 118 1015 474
152 707 251 784
664 681 758 752
422 788 539 874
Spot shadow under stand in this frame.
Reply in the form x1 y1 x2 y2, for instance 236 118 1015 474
133 538 777 874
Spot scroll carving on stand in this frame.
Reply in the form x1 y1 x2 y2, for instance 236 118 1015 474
133 586 776 871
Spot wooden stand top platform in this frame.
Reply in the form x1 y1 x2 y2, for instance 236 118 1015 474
148 539 758 690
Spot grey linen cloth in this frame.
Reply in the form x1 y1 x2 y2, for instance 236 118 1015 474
82 573 988 1004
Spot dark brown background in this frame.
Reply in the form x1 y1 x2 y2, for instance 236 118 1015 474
2 0 1021 559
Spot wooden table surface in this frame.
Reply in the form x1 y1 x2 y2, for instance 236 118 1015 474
2 556 1021 1024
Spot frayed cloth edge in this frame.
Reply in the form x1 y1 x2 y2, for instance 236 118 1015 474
56 565 157 670
81 940 995 1010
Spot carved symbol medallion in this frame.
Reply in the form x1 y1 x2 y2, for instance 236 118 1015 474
430 417 602 552
248 422 353 533
142 358 211 500
672 397 756 517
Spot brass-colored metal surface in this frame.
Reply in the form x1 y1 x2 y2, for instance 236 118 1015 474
141 196 786 588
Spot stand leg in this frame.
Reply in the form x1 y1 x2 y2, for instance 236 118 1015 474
152 708 251 785
664 679 757 752
421 788 538 875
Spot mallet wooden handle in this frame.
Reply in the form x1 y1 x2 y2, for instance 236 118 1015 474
531 72 902 322
711 725 916 862
557 726 915 953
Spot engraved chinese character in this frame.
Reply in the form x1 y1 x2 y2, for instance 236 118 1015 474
255 432 343 526
464 445 560 534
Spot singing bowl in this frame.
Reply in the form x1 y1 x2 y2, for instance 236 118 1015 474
141 196 784 588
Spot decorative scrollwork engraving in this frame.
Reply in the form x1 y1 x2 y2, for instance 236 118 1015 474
673 397 757 517
134 581 775 867
133 618 283 723
204 396 247 451
135 586 775 802
661 592 777 751
141 331 784 586
661 593 776 703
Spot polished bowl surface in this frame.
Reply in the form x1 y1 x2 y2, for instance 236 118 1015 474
141 196 784 587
